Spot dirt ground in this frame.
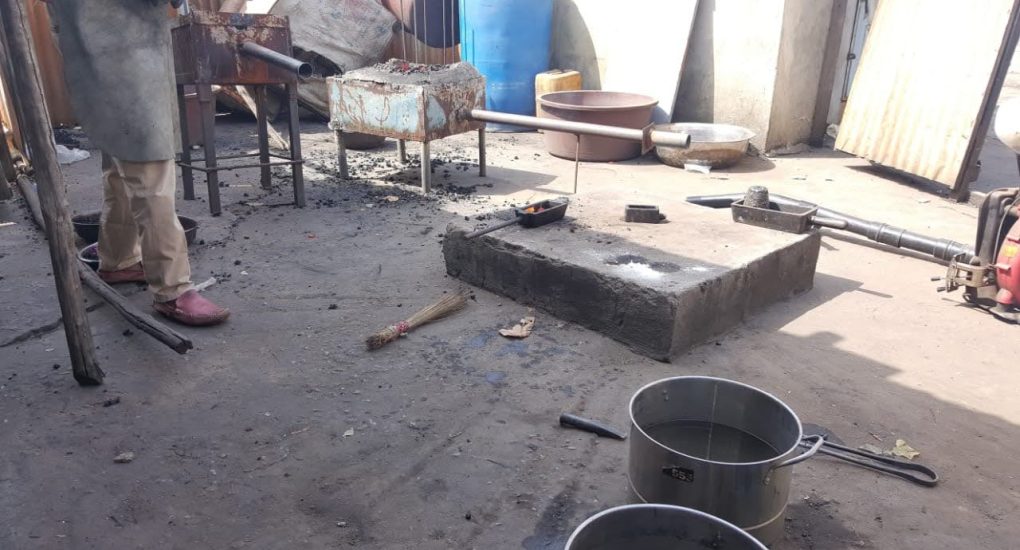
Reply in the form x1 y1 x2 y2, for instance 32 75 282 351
1 113 1019 549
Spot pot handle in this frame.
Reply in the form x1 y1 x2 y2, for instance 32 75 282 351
772 434 824 470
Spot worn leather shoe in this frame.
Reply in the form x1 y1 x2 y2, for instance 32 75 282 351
153 290 230 326
98 263 146 284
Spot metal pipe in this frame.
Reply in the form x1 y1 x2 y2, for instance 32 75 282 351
685 192 976 263
239 42 312 79
469 109 691 148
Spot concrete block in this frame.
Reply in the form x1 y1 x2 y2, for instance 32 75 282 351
443 207 820 361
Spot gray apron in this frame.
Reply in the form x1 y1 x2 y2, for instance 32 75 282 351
49 0 177 162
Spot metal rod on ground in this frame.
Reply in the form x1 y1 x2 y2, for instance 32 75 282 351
0 0 104 385
449 0 455 62
17 176 194 355
423 0 429 64
441 0 447 65
468 109 692 148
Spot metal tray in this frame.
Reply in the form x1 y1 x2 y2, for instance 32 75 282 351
731 200 818 234
516 198 568 227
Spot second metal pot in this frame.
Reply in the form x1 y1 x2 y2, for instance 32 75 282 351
627 376 822 546
565 504 766 550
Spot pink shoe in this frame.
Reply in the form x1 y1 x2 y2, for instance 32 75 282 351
153 290 230 326
98 263 146 284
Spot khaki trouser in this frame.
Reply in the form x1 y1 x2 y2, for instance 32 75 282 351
98 154 192 302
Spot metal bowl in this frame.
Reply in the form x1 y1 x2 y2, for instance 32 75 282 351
73 212 198 246
654 123 755 169
565 504 766 550
78 243 100 271
539 91 658 162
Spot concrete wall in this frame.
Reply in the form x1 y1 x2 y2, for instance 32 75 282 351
674 0 834 151
548 0 698 122
767 0 834 150
673 0 786 150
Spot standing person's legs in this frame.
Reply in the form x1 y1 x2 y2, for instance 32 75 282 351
108 156 229 325
97 153 144 282
108 156 193 302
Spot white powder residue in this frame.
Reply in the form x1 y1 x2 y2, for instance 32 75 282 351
613 261 664 280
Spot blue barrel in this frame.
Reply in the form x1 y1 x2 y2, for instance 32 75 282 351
459 0 553 132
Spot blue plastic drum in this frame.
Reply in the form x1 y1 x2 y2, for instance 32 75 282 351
459 0 553 132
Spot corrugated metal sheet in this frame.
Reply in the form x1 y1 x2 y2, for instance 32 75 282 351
835 0 1020 191
27 1 76 127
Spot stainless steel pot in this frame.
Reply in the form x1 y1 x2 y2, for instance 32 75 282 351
565 504 767 550
654 122 755 169
627 376 823 546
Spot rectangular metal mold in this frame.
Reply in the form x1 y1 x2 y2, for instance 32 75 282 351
731 200 818 234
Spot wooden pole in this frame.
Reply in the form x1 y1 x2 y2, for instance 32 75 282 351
18 175 194 355
0 0 104 385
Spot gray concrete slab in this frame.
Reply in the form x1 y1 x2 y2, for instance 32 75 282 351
444 202 820 360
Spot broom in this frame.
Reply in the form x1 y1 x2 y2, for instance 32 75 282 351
366 291 469 350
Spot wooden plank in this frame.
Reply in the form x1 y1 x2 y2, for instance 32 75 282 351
0 0 104 385
835 0 1020 194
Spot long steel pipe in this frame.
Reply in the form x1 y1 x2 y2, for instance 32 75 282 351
686 192 976 263
239 42 313 79
468 109 691 148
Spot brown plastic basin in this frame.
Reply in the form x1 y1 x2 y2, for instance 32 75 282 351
538 91 657 162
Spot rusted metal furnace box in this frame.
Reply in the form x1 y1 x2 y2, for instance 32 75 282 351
328 61 485 141
327 61 487 192
170 11 305 216
172 12 297 85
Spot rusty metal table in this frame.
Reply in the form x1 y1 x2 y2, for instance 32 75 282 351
172 12 305 216
328 62 486 193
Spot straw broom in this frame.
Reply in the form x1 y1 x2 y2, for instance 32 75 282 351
366 291 469 350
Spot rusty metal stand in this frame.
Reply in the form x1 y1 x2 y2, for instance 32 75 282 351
333 129 486 194
172 12 305 216
176 83 303 216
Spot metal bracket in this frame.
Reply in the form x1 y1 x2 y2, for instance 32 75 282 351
640 123 655 155
939 253 995 293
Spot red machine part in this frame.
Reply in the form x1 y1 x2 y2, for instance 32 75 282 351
995 216 1020 308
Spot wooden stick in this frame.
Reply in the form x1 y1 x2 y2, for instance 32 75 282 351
78 267 194 354
18 176 194 355
15 175 42 225
0 0 103 385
